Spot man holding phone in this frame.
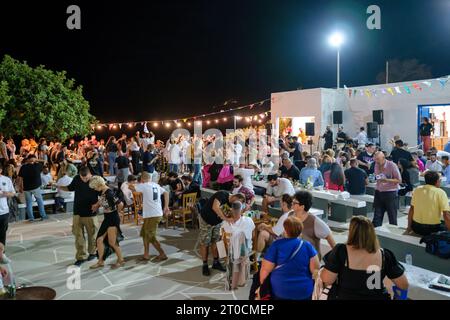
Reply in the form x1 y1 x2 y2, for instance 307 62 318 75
373 152 402 227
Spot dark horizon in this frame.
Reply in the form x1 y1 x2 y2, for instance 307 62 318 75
1 0 450 125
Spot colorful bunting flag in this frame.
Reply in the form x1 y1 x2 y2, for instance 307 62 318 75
404 85 411 94
412 83 422 91
387 88 394 95
439 78 449 87
394 86 401 94
422 81 432 87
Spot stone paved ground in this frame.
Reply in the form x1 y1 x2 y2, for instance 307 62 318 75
5 213 251 300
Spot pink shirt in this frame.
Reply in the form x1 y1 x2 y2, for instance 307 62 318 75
416 159 425 172
374 160 401 192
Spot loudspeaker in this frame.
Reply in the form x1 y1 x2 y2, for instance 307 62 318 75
367 122 379 139
305 123 315 136
373 110 384 125
333 111 343 124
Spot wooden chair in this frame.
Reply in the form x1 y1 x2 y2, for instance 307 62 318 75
170 193 197 230
120 203 134 224
132 192 144 225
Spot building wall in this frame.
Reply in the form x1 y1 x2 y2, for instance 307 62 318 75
346 80 450 150
271 88 323 144
271 78 450 151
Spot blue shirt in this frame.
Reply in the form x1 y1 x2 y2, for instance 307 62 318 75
444 142 450 154
264 238 317 300
299 167 324 187
443 165 450 186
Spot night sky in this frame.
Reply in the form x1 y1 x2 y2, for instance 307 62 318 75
1 0 450 125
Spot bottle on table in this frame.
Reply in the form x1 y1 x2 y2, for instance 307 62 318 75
405 253 413 265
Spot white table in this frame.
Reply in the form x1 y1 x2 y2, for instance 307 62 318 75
252 180 366 208
397 264 450 300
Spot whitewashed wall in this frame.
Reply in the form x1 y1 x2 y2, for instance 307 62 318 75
271 78 450 151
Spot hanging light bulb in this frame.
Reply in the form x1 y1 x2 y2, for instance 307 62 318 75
187 122 192 127
215 119 219 124
246 117 251 123
223 117 227 122
128 123 133 128
165 122 171 128
153 122 159 128
253 116 258 121
260 113 266 118
97 125 102 130
176 122 182 128
235 116 242 120
258 119 262 123
112 124 117 129
206 120 211 125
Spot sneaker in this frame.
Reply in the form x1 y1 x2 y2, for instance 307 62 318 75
74 259 86 267
211 261 226 272
202 264 210 276
87 254 97 261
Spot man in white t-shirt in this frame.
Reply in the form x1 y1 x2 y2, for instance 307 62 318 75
234 164 255 192
262 175 295 213
129 172 170 262
54 169 76 213
120 175 138 206
168 140 182 173
0 164 15 246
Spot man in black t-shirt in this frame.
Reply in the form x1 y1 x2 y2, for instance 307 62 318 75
345 159 369 195
199 191 246 276
115 150 133 188
322 126 333 150
389 140 414 166
280 158 301 181
17 154 48 221
60 166 101 266
357 143 376 174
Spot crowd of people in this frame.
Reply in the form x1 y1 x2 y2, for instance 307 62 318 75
0 121 449 300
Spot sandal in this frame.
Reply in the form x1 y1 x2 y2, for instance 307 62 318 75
111 260 125 270
153 255 168 262
137 256 151 262
89 262 105 270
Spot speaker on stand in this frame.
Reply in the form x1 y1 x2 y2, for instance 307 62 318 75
305 122 315 154
373 110 384 147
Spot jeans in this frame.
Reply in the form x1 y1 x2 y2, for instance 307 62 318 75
193 163 202 186
24 188 47 220
372 191 398 227
131 151 141 174
108 152 117 176
169 163 179 174
54 197 65 211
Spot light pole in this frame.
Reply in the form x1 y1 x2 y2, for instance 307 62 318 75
328 32 344 89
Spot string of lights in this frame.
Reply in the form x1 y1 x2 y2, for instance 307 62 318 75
93 98 271 131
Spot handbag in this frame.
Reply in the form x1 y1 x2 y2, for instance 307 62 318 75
255 240 304 300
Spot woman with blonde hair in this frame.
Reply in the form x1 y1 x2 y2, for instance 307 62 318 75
88 176 125 270
320 216 408 300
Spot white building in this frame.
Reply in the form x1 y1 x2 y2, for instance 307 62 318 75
271 76 450 151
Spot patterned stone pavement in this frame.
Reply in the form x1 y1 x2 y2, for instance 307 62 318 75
5 213 251 300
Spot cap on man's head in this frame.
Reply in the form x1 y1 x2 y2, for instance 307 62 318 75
395 140 404 147
267 174 279 182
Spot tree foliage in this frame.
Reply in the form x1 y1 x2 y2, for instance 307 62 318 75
0 55 96 140
376 59 433 84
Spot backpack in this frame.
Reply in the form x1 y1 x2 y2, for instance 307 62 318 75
420 231 450 259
